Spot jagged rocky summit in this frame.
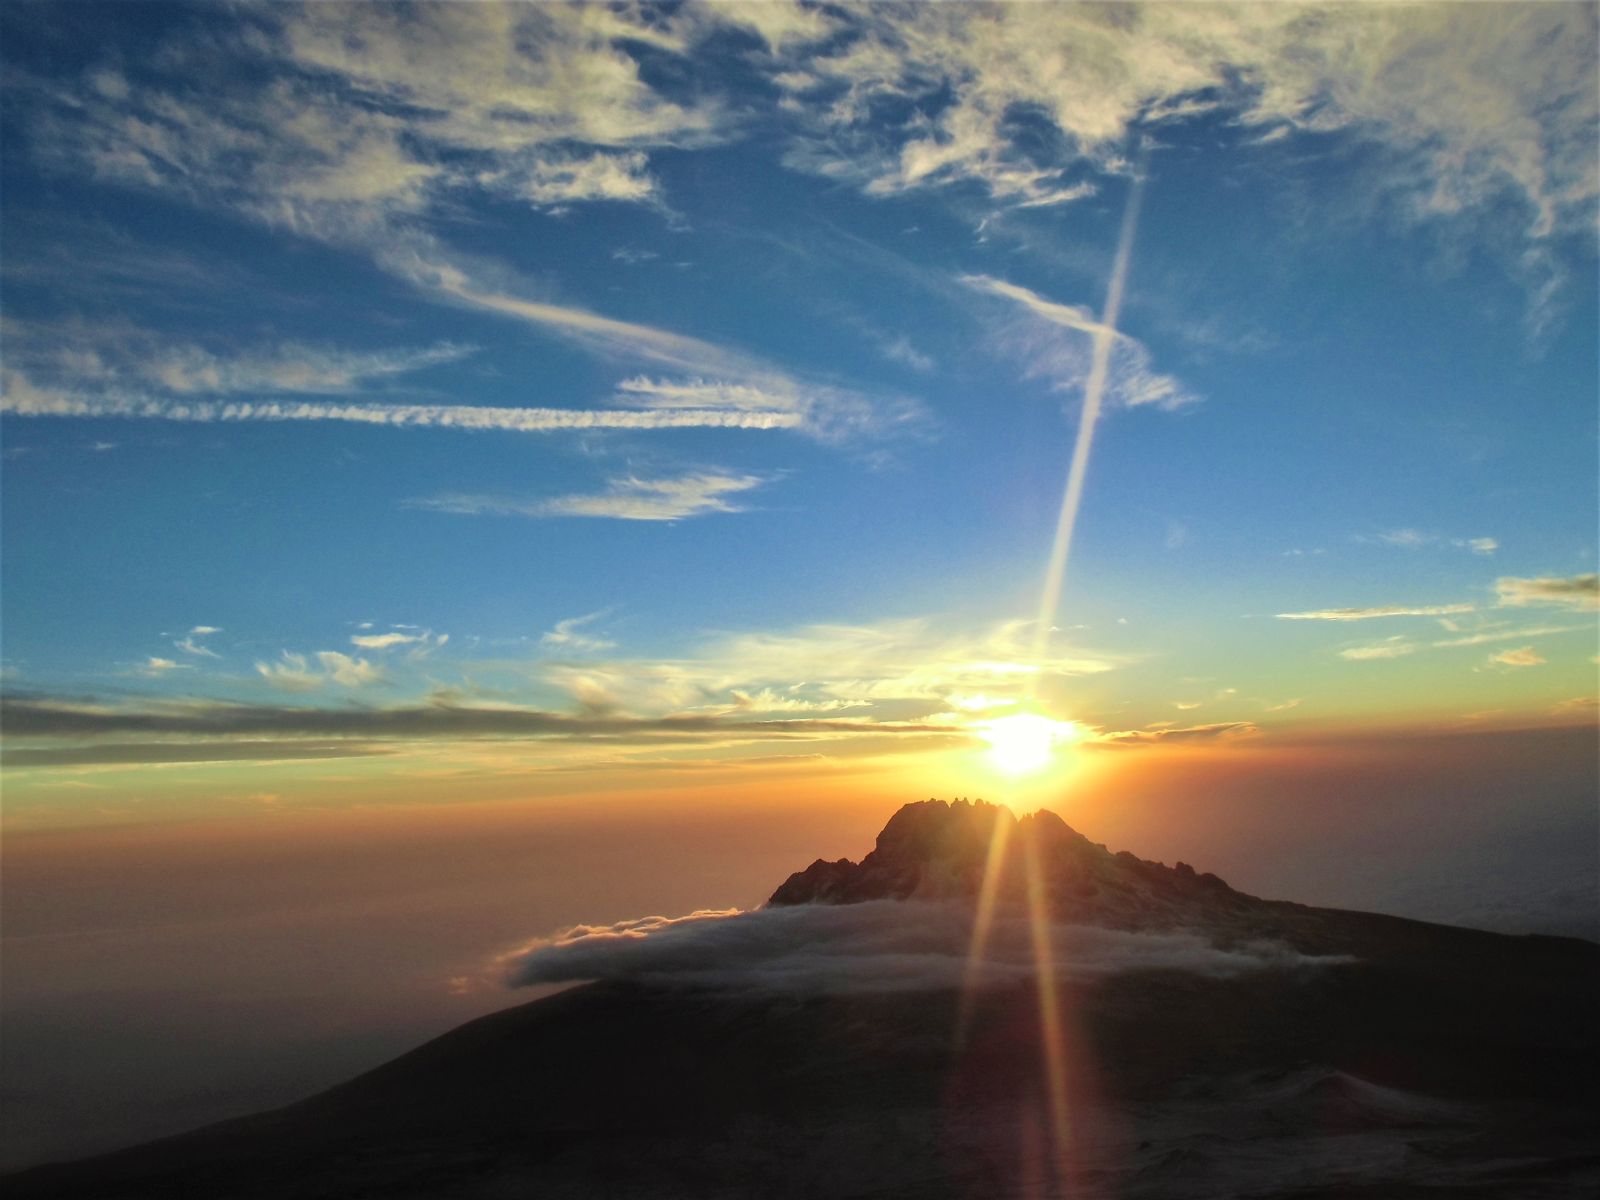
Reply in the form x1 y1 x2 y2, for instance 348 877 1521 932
769 798 1248 929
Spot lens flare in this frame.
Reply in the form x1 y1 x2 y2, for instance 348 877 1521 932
980 714 1080 776
1029 164 1147 672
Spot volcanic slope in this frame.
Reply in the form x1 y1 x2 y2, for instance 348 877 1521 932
8 799 1598 1199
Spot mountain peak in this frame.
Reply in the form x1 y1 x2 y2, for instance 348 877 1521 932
768 798 1248 926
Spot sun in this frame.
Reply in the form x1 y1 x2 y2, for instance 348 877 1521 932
978 713 1081 776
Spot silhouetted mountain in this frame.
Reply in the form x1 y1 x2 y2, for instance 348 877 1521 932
771 799 1251 922
8 801 1598 1199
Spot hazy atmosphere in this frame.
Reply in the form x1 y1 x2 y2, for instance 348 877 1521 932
2 0 1596 1177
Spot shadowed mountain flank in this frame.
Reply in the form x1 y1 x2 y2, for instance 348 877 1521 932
7 801 1598 1199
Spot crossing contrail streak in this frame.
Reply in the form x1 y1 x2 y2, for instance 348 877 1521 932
1030 173 1146 669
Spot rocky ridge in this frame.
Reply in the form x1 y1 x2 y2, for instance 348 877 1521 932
769 798 1254 929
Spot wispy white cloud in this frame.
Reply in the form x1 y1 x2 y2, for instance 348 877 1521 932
1488 646 1545 668
962 275 1196 411
130 656 190 678
479 149 657 208
1096 721 1260 746
349 629 448 656
255 650 385 692
1358 530 1498 555
1433 624 1587 649
411 472 768 522
1277 604 1475 622
718 688 868 716
885 338 934 376
350 632 422 651
173 628 221 658
3 320 472 397
1339 620 1585 662
541 612 618 654
1372 528 1432 549
1495 574 1599 611
1339 639 1418 661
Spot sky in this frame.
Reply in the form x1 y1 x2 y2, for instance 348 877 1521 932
1 0 1597 1169
2 1 1597 819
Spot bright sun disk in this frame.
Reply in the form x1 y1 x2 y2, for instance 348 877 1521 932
979 713 1080 776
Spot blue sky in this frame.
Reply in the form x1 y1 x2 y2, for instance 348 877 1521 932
2 1 1596 820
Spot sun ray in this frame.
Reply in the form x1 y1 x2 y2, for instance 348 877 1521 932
1020 818 1074 1186
1029 163 1148 677
957 806 1013 1042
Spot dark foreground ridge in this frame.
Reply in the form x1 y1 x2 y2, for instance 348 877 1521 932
8 800 1599 1199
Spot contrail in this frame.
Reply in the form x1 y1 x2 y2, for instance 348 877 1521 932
0 388 801 433
1030 171 1146 668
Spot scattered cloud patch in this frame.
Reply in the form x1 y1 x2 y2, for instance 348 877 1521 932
1339 639 1418 661
254 650 385 691
411 472 768 522
132 656 189 678
1488 646 1545 668
1495 574 1599 611
348 629 448 655
1373 528 1431 549
963 275 1197 411
173 626 222 658
1359 530 1498 555
350 631 423 650
541 612 618 654
1096 721 1259 746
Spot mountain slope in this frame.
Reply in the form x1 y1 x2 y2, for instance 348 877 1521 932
8 800 1598 1199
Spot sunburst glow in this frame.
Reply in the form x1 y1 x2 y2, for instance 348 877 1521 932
979 714 1081 776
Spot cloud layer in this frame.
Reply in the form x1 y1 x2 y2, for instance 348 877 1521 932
501 900 1348 994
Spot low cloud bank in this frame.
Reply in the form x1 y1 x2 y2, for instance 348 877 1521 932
502 901 1348 994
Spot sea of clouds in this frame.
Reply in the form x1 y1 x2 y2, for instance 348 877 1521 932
501 901 1349 994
